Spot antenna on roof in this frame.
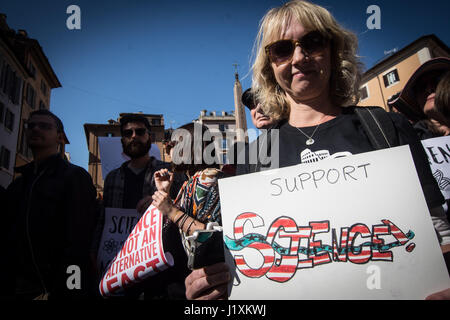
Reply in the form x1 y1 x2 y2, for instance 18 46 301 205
232 63 239 80
384 47 398 56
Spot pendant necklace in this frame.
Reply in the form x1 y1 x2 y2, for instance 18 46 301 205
294 115 328 146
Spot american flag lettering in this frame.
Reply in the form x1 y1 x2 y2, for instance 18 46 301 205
224 213 415 283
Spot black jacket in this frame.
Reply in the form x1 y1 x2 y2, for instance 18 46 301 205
3 154 98 299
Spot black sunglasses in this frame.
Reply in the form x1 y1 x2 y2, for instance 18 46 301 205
122 128 148 138
265 31 329 65
25 121 55 131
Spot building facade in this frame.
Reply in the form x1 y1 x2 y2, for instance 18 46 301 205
84 113 167 195
0 28 26 188
0 13 62 182
194 109 236 165
358 34 449 110
0 13 61 186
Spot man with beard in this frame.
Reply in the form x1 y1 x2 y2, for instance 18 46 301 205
3 109 98 299
92 114 189 299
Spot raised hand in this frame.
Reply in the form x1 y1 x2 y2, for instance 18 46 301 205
154 168 174 193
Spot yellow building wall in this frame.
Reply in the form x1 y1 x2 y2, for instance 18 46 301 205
381 54 422 103
358 52 424 110
358 77 385 109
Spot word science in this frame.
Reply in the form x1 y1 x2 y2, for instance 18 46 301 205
224 213 415 283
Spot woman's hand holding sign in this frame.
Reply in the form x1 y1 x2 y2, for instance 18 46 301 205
152 190 175 217
185 262 231 300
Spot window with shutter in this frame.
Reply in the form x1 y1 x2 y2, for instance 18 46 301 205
0 146 11 170
4 109 14 131
383 69 400 87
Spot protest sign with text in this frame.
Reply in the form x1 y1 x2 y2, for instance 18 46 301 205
99 205 173 297
421 135 450 199
96 208 141 276
218 146 450 299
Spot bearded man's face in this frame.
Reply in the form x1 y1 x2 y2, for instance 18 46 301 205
121 122 152 159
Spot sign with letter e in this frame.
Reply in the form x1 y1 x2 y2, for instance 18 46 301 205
219 145 450 299
99 205 174 296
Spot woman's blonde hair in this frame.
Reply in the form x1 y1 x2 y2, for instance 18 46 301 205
252 0 363 121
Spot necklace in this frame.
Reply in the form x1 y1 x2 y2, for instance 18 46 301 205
294 114 329 145
294 123 321 145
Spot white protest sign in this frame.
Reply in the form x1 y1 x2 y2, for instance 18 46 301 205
99 205 174 297
96 208 141 276
421 135 450 199
218 145 450 299
98 137 161 180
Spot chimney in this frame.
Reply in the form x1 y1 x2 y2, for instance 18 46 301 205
17 29 28 38
200 110 206 117
0 13 9 31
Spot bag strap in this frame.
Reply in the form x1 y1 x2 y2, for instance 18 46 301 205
354 106 399 149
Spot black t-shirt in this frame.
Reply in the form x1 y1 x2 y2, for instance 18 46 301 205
122 166 146 209
237 107 444 209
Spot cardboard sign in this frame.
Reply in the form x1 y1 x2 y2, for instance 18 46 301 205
218 146 450 299
99 205 174 297
98 137 161 180
421 135 450 200
96 208 141 276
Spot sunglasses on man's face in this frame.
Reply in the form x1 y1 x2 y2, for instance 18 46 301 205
265 31 329 65
122 128 148 138
25 121 56 131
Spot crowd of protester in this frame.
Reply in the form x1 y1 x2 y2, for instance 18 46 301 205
3 0 450 300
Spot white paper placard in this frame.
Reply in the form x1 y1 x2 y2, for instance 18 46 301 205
421 135 450 200
96 208 141 276
218 145 450 300
98 137 161 180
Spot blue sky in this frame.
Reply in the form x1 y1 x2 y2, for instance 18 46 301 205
2 0 450 170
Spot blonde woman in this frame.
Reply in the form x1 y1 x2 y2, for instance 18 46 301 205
185 0 450 300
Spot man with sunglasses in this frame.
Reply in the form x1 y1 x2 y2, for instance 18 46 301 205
3 109 98 299
242 88 276 130
92 114 189 299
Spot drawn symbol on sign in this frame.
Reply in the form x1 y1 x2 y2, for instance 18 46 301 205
103 239 119 254
432 169 450 190
406 243 416 252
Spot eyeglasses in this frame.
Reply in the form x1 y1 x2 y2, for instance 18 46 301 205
265 31 329 65
25 121 55 131
122 128 148 138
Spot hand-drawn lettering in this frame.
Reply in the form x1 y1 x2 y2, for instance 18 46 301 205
224 214 415 283
271 164 371 196
270 178 283 196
